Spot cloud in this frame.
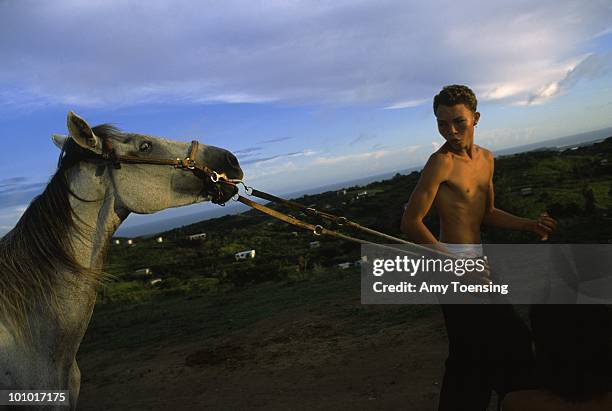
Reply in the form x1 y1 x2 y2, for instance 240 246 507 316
258 136 293 144
1 1 611 109
476 127 538 150
234 146 264 158
0 205 29 237
0 177 27 186
313 145 421 166
0 177 45 208
349 132 377 146
243 144 427 193
521 52 612 105
241 149 315 166
384 99 429 110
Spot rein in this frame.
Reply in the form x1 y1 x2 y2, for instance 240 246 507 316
233 186 458 259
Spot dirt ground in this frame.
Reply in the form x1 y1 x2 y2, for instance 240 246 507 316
77 288 503 411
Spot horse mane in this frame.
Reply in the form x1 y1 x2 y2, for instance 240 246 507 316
0 124 122 344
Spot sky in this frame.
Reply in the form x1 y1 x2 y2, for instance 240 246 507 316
1 0 612 235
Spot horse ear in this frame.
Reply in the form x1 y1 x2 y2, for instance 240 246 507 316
67 112 102 154
51 134 68 150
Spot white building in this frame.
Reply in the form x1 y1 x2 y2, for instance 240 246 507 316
187 233 207 240
309 241 320 248
135 268 152 276
235 250 256 260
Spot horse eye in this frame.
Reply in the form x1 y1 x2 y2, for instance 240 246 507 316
139 141 152 152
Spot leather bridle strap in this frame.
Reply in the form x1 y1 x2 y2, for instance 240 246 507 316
99 139 238 187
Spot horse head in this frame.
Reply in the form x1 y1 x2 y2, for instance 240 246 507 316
52 112 244 214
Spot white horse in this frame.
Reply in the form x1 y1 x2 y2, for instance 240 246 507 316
0 112 243 410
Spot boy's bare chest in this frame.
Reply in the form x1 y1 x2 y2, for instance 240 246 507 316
441 157 490 200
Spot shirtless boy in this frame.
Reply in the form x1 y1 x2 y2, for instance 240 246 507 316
400 85 556 410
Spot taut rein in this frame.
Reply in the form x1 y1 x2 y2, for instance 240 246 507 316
233 186 458 259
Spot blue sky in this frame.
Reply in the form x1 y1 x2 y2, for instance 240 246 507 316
1 0 612 235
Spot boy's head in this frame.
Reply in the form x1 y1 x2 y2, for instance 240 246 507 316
433 85 480 150
433 85 478 115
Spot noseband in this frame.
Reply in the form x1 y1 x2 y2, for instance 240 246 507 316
93 138 240 204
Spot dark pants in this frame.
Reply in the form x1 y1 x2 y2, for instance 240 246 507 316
438 304 535 411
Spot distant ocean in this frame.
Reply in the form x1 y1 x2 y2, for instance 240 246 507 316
116 126 612 237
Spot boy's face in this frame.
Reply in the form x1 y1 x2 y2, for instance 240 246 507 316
435 103 480 151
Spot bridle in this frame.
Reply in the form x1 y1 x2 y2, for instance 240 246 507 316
65 137 242 205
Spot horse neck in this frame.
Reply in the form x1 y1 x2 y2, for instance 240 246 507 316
65 163 126 272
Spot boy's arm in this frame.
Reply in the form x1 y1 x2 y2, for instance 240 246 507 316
400 154 449 245
482 154 556 239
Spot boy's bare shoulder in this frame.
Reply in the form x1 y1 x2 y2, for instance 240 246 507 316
475 145 493 160
427 149 453 167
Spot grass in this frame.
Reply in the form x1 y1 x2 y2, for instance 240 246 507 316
82 268 440 354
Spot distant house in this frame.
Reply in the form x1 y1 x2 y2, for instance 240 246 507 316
187 233 207 241
337 262 351 269
127 267 153 280
309 241 320 249
127 239 134 246
356 190 368 199
235 250 256 261
520 187 533 196
156 236 163 243
337 189 347 196
135 268 152 276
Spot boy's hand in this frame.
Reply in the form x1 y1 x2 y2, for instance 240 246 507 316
532 212 556 241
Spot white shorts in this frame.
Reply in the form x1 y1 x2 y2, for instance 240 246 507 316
439 242 483 258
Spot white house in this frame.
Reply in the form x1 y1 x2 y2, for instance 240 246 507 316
135 268 152 276
188 233 207 240
235 250 256 261
156 236 163 243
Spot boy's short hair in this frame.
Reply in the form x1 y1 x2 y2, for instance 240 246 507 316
433 85 478 114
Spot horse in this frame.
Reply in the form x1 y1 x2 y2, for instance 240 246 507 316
0 112 243 410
